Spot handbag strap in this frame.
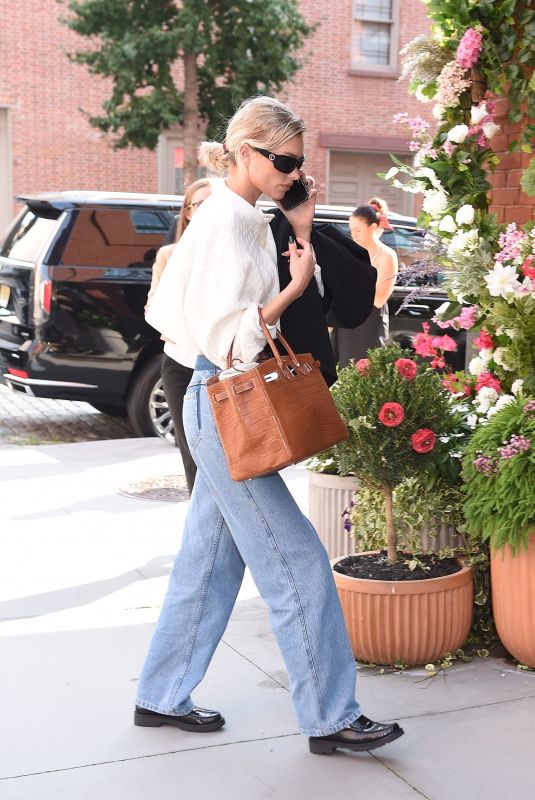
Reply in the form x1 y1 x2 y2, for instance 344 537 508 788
225 310 301 372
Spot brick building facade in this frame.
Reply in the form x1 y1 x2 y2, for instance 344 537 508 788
1 0 436 233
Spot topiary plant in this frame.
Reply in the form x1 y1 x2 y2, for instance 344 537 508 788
331 343 461 563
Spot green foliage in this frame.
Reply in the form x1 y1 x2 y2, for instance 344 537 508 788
520 157 535 197
462 398 535 552
330 344 459 490
60 0 317 149
348 476 466 553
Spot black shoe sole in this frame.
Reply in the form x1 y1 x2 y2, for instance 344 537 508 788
309 726 404 755
134 711 225 732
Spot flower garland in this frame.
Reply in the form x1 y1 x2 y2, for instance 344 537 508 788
383 5 535 400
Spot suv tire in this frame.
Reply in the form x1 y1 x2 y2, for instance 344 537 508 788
127 356 168 438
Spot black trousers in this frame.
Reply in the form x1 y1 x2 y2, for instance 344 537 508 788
160 353 197 495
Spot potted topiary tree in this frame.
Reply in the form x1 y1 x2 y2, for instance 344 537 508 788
462 396 535 667
329 343 474 666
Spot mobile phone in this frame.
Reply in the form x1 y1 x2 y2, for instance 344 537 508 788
280 177 309 211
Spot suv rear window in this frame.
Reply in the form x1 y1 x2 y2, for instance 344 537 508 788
59 208 174 268
0 208 59 262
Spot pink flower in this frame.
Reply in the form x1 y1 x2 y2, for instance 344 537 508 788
411 429 436 454
456 28 483 69
458 305 479 329
378 402 405 427
473 330 494 350
521 256 535 282
436 60 471 108
431 335 457 352
412 324 436 358
443 140 457 157
355 358 370 374
394 358 418 380
475 372 502 393
430 355 446 369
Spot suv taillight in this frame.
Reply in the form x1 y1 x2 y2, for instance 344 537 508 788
33 269 53 323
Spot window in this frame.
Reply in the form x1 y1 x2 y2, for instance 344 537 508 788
351 0 398 72
0 208 59 262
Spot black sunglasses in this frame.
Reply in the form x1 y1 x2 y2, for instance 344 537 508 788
252 147 305 174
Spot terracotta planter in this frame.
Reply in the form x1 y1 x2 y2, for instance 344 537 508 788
308 471 359 559
332 553 474 666
491 530 535 668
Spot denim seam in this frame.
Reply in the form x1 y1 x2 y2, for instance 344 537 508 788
241 481 327 723
302 709 363 738
167 511 225 710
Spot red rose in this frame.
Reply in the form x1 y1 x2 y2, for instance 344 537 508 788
411 429 436 453
394 358 418 380
355 358 370 373
378 402 405 427
475 371 501 393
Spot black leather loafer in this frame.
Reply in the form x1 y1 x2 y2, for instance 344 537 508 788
309 714 404 754
134 705 225 732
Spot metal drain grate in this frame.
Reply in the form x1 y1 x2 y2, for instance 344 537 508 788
118 475 190 503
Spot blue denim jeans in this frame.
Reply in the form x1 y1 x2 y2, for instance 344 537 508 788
136 357 362 736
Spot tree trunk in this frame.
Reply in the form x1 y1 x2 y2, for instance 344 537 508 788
382 485 397 564
183 52 199 190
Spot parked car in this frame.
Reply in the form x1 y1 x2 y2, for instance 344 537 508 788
0 191 465 440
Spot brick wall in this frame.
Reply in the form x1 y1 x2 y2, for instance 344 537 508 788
488 99 535 226
1 0 432 215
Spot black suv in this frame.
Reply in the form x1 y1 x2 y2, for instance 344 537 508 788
0 191 463 439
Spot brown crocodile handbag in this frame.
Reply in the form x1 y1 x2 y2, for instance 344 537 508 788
206 312 348 481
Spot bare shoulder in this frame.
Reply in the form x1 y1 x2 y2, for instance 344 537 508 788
375 242 398 269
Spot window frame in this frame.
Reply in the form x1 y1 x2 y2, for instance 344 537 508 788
349 0 400 78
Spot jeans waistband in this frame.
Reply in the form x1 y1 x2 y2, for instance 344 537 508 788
195 355 218 372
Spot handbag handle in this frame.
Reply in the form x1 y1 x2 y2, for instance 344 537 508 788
225 309 302 373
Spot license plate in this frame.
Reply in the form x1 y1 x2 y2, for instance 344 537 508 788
0 285 10 308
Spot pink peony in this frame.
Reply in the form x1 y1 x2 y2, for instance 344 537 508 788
355 358 370 374
475 372 502 393
394 358 418 380
473 330 494 350
431 334 458 352
456 28 483 69
378 402 405 427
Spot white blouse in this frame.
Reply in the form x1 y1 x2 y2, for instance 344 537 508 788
145 180 280 369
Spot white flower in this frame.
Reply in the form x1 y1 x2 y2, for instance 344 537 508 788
447 229 480 259
447 124 469 144
422 188 448 217
384 167 399 181
493 347 514 371
476 387 499 412
487 394 515 417
479 348 493 364
466 413 479 429
470 104 488 125
469 356 487 376
439 214 457 233
414 167 443 190
482 121 500 140
511 379 524 396
432 104 444 120
455 204 475 226
484 262 521 298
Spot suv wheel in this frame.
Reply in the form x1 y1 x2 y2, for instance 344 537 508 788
127 357 175 441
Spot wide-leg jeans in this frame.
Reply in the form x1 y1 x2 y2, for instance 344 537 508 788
136 357 362 736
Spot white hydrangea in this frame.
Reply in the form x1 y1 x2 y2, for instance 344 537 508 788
511 379 524 396
456 204 475 226
469 356 488 376
487 394 515 417
474 387 499 413
422 189 448 218
447 124 469 144
448 229 480 259
439 214 457 233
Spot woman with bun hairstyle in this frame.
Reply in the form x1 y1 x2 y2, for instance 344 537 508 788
145 178 212 495
137 95 403 755
331 200 398 366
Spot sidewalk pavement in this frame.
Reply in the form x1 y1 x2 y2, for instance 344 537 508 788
1 437 534 800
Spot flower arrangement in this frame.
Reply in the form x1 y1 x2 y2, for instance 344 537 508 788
462 397 535 553
383 2 535 394
330 343 462 563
